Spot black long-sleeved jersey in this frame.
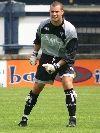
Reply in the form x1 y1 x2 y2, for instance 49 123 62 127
34 18 78 64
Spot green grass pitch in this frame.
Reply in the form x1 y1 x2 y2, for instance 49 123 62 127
0 86 100 133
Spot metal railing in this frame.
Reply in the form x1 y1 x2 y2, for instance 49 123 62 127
0 44 100 54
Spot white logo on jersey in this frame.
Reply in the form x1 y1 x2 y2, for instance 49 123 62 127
44 27 49 31
45 36 60 45
60 32 64 36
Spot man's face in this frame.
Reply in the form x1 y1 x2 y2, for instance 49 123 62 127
50 5 64 23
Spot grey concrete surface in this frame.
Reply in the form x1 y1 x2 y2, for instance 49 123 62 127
0 54 100 60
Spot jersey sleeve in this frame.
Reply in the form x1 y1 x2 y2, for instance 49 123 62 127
33 18 50 45
33 25 41 45
62 38 78 64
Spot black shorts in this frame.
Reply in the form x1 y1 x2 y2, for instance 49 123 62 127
34 53 74 84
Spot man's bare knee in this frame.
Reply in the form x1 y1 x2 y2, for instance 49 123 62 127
32 82 45 94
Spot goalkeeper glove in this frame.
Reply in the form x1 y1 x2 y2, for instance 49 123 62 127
42 63 60 74
30 51 38 66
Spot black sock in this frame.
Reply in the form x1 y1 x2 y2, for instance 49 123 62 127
24 90 39 115
64 88 77 116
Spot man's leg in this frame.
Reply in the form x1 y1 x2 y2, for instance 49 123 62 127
18 82 45 127
64 88 77 127
62 76 77 127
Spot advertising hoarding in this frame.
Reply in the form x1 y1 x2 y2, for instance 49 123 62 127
6 60 100 87
0 61 7 87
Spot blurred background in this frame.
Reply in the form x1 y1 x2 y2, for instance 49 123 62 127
0 0 100 54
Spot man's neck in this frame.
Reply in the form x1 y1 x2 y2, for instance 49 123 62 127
51 18 63 26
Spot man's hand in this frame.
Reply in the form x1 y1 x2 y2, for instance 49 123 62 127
30 56 37 65
42 63 60 74
30 51 38 66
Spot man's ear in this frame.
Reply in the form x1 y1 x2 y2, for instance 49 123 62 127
61 10 64 15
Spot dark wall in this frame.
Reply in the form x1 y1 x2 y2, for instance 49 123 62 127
0 0 100 5
64 11 100 27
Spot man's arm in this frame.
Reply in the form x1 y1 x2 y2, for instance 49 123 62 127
57 38 78 67
30 44 41 66
42 38 78 74
30 22 41 66
33 44 41 52
57 59 66 67
62 38 78 64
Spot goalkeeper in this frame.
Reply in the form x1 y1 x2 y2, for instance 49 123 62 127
18 1 78 127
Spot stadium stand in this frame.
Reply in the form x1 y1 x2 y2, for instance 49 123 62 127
0 0 100 54
0 0 100 5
